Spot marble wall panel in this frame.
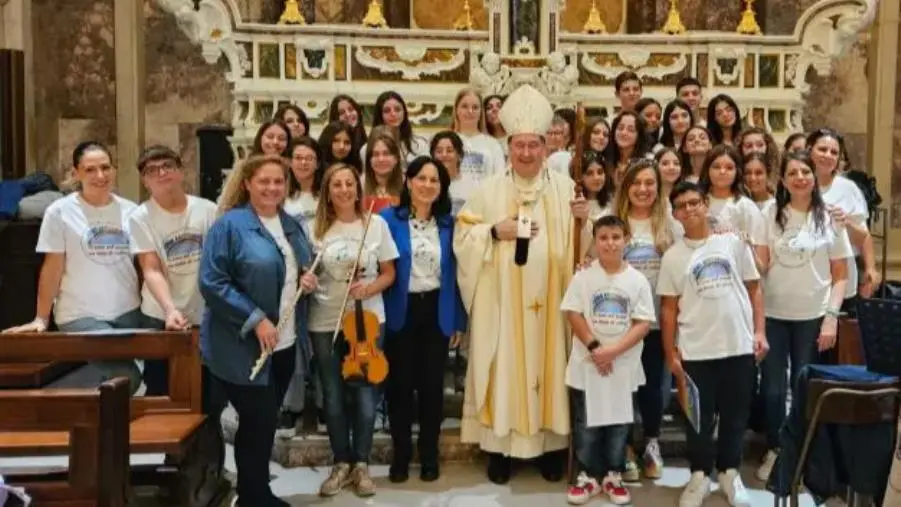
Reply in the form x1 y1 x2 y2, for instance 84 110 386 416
802 38 869 167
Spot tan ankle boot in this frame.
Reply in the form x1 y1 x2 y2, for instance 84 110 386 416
351 462 376 497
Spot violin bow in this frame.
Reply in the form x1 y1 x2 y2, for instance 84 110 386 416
566 102 587 486
249 249 324 381
330 200 378 346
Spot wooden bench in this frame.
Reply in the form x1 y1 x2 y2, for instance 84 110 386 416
0 377 131 506
0 330 229 507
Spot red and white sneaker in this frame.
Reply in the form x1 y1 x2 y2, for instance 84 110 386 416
567 472 600 505
602 472 632 505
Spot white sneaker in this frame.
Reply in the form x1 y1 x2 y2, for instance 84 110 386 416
756 449 778 481
601 472 631 505
679 471 711 507
622 446 640 482
718 469 751 507
566 472 600 505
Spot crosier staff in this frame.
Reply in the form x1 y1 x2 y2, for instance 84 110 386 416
566 102 588 486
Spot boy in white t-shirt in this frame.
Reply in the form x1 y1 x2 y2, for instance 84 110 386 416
562 215 655 506
657 182 769 507
129 145 217 395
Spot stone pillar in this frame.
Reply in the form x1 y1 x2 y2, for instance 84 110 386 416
866 0 901 276
114 0 145 201
1 0 35 174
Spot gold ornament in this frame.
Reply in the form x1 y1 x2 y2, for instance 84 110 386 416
661 0 686 34
278 0 306 25
362 0 388 28
736 0 762 35
582 0 607 34
454 0 474 31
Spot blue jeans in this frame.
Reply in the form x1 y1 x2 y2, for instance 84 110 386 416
570 388 630 477
310 325 385 464
56 308 145 394
760 316 823 449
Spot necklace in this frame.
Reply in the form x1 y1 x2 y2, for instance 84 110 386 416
410 215 435 232
509 166 549 207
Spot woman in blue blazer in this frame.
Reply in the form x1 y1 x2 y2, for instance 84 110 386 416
380 156 467 483
199 154 316 507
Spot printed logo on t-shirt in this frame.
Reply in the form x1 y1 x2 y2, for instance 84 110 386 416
623 239 660 280
773 224 817 268
319 234 377 281
163 229 204 274
461 151 487 179
689 255 734 298
81 223 131 265
589 289 631 336
411 237 440 278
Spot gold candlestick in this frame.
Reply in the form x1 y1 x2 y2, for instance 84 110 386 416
278 0 306 25
736 0 762 34
582 0 607 34
661 0 686 34
362 0 388 28
454 0 474 31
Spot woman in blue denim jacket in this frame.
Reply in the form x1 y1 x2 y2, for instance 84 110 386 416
381 156 467 483
199 154 316 507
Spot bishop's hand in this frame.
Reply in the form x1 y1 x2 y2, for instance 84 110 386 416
493 217 520 241
570 194 590 220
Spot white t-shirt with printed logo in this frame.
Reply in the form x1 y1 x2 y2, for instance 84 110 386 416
308 215 399 332
561 262 655 393
820 176 868 298
656 233 760 361
708 194 766 246
129 195 217 324
762 202 854 320
37 193 140 325
624 216 682 329
284 191 318 238
449 134 506 214
260 215 298 351
409 218 441 293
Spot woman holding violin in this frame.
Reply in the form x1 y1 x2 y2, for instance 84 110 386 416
199 154 316 507
381 156 467 483
309 163 398 498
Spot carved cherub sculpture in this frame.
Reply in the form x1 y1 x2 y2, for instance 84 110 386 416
471 51 512 95
540 51 579 96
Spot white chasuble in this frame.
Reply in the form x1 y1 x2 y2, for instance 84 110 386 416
454 166 575 458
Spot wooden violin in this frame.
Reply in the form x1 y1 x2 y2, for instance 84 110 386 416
339 267 389 384
330 201 389 385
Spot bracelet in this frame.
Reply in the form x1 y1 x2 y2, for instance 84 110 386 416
586 339 601 351
824 307 841 318
490 225 499 241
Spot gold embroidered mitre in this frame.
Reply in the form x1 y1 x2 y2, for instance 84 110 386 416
498 84 554 138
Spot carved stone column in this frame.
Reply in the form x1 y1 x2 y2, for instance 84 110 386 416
114 0 144 201
867 0 901 274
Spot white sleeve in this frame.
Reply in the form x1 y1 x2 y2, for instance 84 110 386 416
35 204 65 253
829 225 854 260
376 218 399 262
655 252 681 296
560 271 585 313
128 210 157 254
744 200 767 246
631 275 656 322
737 239 760 281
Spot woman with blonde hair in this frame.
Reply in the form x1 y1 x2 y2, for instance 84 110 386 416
612 158 682 482
450 87 506 179
308 163 398 498
363 132 405 213
201 153 317 506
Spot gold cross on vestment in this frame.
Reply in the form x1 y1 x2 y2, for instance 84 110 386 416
528 299 543 315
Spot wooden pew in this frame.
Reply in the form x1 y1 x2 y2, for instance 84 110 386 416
0 377 131 507
0 330 229 507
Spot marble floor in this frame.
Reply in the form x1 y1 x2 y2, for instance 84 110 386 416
0 444 841 506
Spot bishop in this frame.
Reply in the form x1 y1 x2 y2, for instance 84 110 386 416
454 84 575 484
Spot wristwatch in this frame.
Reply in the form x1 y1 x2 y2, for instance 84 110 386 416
586 339 601 351
490 225 499 241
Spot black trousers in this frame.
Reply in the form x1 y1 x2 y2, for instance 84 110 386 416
682 354 755 474
637 330 666 438
212 347 295 502
385 290 449 466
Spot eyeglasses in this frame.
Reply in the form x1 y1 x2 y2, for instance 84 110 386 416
293 155 317 163
673 198 704 211
142 160 179 176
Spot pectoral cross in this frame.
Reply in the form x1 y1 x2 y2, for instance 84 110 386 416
528 298 543 315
